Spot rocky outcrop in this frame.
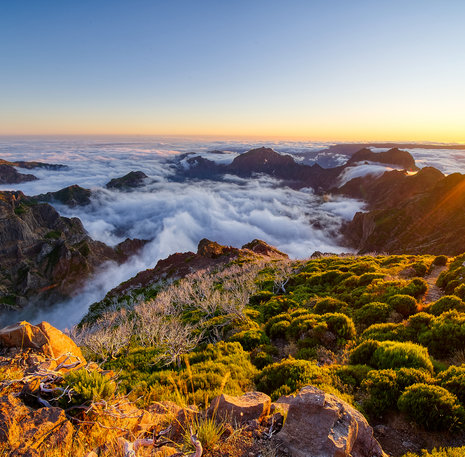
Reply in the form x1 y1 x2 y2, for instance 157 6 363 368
0 158 67 171
209 391 271 424
0 191 145 312
346 147 418 170
277 386 387 457
0 164 37 184
342 171 465 255
0 321 86 367
105 171 148 190
81 238 288 324
35 185 92 207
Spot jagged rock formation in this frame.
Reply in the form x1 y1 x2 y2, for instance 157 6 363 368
0 158 67 171
346 147 418 170
277 386 387 457
342 169 465 254
35 184 93 207
0 158 67 185
0 164 37 184
94 238 288 308
0 191 145 311
105 171 148 190
176 146 417 192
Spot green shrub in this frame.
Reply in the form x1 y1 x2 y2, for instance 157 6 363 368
361 323 405 342
333 364 371 389
437 365 465 405
349 340 381 366
362 367 434 417
248 290 274 307
269 320 291 339
372 341 434 373
61 369 116 406
405 312 435 342
323 313 356 341
229 329 269 350
313 297 348 315
403 448 465 457
362 369 399 414
401 278 428 298
427 311 465 357
358 273 385 286
398 384 465 430
433 256 448 267
355 302 391 328
454 284 465 300
427 296 465 316
396 367 434 390
388 294 418 318
255 357 333 400
261 296 298 322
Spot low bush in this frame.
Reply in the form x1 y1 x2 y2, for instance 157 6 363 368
61 369 116 406
355 302 391 328
403 448 465 457
437 365 465 405
261 296 298 322
388 294 418 318
398 383 465 430
372 341 434 373
313 297 348 315
427 311 465 358
401 278 428 298
229 329 269 350
255 357 333 400
349 340 381 366
361 323 405 342
427 296 465 316
433 256 448 267
362 369 399 414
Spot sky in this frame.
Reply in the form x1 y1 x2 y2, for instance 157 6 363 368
1 0 464 142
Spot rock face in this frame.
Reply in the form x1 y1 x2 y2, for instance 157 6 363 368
0 164 37 184
0 190 144 312
277 386 386 457
106 171 148 189
342 169 465 255
81 238 288 324
346 147 418 170
209 392 271 424
35 184 92 207
0 321 86 367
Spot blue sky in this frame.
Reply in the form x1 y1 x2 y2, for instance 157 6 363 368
1 0 464 141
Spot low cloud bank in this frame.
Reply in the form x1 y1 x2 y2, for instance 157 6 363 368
2 137 463 328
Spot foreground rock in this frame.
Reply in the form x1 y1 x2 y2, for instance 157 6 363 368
0 321 86 367
277 386 387 457
209 391 271 424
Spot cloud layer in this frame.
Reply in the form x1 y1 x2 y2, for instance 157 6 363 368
1 137 464 328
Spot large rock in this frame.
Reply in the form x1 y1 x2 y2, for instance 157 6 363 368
0 321 86 367
105 171 148 189
277 386 386 457
209 391 271 424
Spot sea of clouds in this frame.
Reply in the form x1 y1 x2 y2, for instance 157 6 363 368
1 136 464 327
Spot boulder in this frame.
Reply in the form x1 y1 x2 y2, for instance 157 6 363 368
209 391 271 424
0 321 86 368
0 394 31 445
277 386 387 457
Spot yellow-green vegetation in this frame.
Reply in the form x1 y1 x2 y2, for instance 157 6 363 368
61 369 116 407
404 448 465 457
73 252 465 431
